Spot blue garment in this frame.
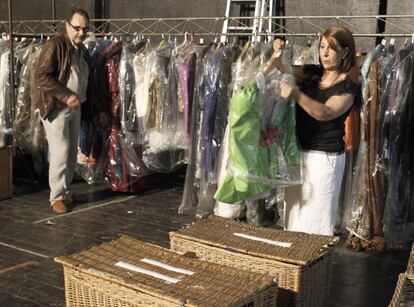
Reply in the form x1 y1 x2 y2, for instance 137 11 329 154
201 45 235 180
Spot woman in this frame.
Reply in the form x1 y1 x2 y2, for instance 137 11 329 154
279 26 358 235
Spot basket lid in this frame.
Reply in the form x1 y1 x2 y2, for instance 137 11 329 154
171 216 338 266
55 235 276 306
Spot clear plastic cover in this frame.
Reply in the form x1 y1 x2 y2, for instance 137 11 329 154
76 39 113 184
344 44 387 242
345 44 414 249
14 43 33 152
0 45 12 147
141 42 188 173
292 39 319 66
13 42 47 176
381 45 414 248
178 43 211 214
96 41 149 191
214 49 301 204
196 44 239 218
119 41 146 147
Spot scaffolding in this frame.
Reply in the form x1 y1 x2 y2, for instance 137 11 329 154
1 15 413 38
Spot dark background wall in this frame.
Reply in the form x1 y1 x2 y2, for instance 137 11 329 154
0 0 95 20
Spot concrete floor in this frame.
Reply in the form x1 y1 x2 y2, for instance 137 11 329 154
0 173 410 306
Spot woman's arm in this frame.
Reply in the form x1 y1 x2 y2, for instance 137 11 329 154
280 83 354 121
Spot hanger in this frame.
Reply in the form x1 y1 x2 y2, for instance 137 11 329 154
306 34 312 47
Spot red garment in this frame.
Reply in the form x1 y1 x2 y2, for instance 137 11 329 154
105 42 147 192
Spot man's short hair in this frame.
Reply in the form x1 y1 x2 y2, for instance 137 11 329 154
66 8 90 23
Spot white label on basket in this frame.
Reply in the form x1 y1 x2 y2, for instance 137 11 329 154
115 261 181 284
140 258 194 275
233 233 292 248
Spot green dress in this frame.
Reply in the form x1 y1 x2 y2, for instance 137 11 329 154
214 81 300 204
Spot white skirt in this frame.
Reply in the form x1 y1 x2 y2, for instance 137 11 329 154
284 150 345 236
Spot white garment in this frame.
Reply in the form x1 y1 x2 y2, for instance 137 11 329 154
284 150 345 236
133 52 148 119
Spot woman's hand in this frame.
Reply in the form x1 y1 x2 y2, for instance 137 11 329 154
279 83 298 101
273 38 285 54
264 39 286 75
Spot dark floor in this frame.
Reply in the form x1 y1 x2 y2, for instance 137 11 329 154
0 173 410 307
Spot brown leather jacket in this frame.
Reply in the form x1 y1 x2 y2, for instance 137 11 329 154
36 31 93 119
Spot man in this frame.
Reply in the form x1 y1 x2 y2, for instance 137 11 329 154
36 9 92 214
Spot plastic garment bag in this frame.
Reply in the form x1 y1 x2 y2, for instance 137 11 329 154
213 43 260 217
0 44 12 147
28 45 46 176
141 42 187 172
178 44 215 214
381 45 414 248
14 43 34 152
214 51 301 204
119 40 147 147
13 42 47 176
76 39 113 184
292 39 319 66
133 41 152 143
345 44 386 242
104 42 148 191
196 44 239 218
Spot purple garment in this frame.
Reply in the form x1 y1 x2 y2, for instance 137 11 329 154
201 49 222 175
178 52 197 140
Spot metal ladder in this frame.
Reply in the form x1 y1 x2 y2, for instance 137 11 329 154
221 0 275 42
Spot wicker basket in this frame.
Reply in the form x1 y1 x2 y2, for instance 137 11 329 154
389 273 414 307
55 235 278 307
0 146 12 200
170 216 338 307
407 243 414 276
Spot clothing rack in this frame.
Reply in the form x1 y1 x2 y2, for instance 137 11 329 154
1 15 414 38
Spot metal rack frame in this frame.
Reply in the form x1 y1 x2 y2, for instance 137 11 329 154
1 15 414 37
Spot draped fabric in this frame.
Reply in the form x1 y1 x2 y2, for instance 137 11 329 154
345 43 414 250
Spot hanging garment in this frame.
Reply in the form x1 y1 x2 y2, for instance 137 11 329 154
381 44 414 248
0 45 12 147
119 40 147 146
14 43 35 152
133 41 151 143
28 45 47 176
345 44 386 241
105 42 148 192
142 42 188 173
178 50 197 141
213 43 261 214
214 65 300 204
197 44 239 217
179 43 213 214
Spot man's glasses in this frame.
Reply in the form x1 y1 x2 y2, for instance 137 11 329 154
68 22 90 33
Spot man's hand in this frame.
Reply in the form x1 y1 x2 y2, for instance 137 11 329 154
67 95 81 110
